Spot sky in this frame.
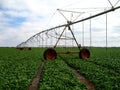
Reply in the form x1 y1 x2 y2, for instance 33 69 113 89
0 0 120 47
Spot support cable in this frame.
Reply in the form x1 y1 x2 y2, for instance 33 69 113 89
65 27 67 48
45 35 48 48
114 0 120 7
51 31 53 47
42 34 43 48
38 35 40 47
35 36 39 47
58 9 85 22
57 9 69 21
90 14 92 49
82 21 84 47
70 12 73 21
55 29 58 46
106 13 108 51
58 9 85 13
45 10 57 28
73 13 84 22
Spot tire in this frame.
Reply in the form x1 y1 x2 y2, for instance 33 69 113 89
43 48 57 60
79 48 90 59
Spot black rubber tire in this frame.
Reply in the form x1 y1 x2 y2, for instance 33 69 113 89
79 48 90 59
43 48 57 60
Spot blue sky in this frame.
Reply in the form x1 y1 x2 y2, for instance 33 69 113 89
0 0 120 47
4 13 26 27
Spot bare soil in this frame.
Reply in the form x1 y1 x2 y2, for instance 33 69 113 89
72 68 96 90
28 61 45 90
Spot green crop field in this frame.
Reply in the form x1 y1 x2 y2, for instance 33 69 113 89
0 47 120 90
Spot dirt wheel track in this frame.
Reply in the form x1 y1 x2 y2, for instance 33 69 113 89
28 60 45 90
61 57 96 90
72 67 96 90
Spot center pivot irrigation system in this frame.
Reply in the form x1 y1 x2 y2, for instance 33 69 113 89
17 0 120 60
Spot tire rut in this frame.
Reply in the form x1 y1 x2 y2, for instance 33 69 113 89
71 67 96 90
62 58 96 90
28 60 45 90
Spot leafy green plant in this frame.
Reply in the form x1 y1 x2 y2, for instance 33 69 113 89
0 48 42 90
39 60 87 90
64 48 120 90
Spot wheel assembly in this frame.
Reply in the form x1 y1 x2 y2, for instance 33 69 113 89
79 48 90 59
43 48 57 60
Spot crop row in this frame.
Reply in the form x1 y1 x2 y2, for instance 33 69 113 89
86 57 120 73
0 48 42 90
64 59 120 90
39 60 87 90
88 48 120 73
62 48 120 90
